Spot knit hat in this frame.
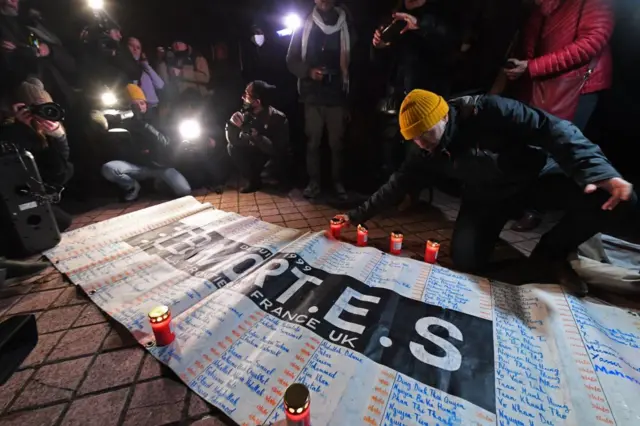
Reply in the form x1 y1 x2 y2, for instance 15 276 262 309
126 84 146 102
15 78 53 105
399 89 449 140
250 80 276 105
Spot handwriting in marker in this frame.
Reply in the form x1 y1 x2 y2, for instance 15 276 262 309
378 378 390 387
188 368 196 376
278 378 289 387
363 416 377 426
374 386 388 396
290 363 301 371
368 405 381 415
180 373 188 382
597 415 614 425
211 348 221 357
301 349 311 356
232 330 241 338
250 314 258 321
477 412 493 422
195 361 204 370
226 336 233 344
272 387 283 396
295 354 305 362
257 405 268 415
372 395 385 405
582 375 598 382
203 354 212 363
245 320 253 327
311 337 321 344
218 342 227 350
381 371 394 379
238 324 246 332
284 369 295 379
265 395 277 406
585 384 602 392
305 343 316 350
249 414 260 424
592 404 610 414
589 393 605 403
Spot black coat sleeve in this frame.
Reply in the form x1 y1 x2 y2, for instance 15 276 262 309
412 9 460 52
347 151 426 224
478 95 621 186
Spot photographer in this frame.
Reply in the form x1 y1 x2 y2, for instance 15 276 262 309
372 0 461 182
100 84 191 201
226 81 290 193
1 79 73 233
127 37 164 114
158 40 210 105
286 0 354 200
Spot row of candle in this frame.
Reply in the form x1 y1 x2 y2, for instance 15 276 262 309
330 217 440 264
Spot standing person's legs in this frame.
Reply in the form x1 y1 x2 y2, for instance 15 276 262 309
303 104 325 198
326 105 347 200
450 200 512 273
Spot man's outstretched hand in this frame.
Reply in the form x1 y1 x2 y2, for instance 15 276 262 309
585 177 634 211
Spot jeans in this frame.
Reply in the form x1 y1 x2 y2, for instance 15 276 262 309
304 104 347 184
450 171 638 273
101 161 191 197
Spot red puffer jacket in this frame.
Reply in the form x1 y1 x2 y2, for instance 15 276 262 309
521 0 614 95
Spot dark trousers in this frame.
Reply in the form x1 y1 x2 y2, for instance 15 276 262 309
451 171 638 273
573 92 600 132
227 143 288 184
304 104 347 184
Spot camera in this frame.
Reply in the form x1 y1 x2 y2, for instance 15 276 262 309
21 103 65 122
239 109 258 137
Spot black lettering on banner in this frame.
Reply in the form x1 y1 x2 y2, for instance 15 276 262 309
126 222 496 413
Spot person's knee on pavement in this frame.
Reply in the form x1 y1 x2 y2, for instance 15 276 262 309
101 162 118 181
159 168 191 197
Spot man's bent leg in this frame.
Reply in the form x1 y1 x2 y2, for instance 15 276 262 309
450 200 511 273
155 168 192 198
101 161 144 191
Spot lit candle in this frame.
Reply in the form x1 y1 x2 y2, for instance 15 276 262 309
424 240 441 264
329 217 344 239
389 231 403 255
284 383 311 426
148 305 175 346
356 224 368 247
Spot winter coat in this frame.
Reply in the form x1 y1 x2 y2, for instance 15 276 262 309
158 47 210 99
373 0 461 97
521 0 614 95
105 112 172 167
225 106 290 159
347 95 620 223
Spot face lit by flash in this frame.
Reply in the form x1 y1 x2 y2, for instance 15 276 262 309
412 116 448 153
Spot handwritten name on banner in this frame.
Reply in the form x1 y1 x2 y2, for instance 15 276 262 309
43 197 640 426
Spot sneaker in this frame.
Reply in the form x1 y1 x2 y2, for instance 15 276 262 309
334 182 348 201
240 181 262 194
303 182 321 199
124 180 141 202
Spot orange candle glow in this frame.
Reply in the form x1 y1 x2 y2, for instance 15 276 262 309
148 305 175 346
424 240 441 264
390 231 403 255
357 224 368 247
330 217 344 239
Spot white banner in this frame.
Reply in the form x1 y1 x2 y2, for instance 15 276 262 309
45 197 640 426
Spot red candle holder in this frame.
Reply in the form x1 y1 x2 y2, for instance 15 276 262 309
149 305 175 346
284 383 311 426
424 240 441 264
390 231 403 255
356 224 368 247
330 217 344 239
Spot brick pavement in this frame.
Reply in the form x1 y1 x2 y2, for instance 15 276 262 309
0 187 550 426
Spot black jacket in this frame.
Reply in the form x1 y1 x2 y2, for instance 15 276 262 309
1 121 73 187
374 1 461 97
80 42 141 93
225 106 290 159
348 95 621 223
106 112 172 167
0 13 38 92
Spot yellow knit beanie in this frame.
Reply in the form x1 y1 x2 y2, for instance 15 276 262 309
399 89 449 140
126 84 146 102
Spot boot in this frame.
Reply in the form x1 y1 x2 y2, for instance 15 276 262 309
0 258 49 280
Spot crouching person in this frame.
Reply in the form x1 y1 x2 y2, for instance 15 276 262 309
226 81 291 193
101 84 191 201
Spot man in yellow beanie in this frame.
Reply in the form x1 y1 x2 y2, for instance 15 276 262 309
100 83 191 201
336 90 636 296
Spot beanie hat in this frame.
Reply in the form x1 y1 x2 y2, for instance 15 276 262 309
250 80 276 105
15 79 53 105
126 84 146 102
399 89 449 140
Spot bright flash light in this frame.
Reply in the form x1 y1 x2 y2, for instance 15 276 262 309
278 13 302 36
88 0 104 10
179 119 201 140
101 91 117 106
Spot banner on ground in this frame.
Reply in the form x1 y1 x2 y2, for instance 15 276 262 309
45 197 640 426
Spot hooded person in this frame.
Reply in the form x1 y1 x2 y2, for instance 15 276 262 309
335 90 636 296
100 83 191 201
286 0 355 201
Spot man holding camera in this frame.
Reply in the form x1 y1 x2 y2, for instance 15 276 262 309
335 90 636 296
101 84 191 201
287 0 353 201
226 81 291 193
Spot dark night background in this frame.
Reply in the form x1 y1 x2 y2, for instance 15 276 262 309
25 0 640 177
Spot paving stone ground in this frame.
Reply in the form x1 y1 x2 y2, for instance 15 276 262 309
0 186 636 425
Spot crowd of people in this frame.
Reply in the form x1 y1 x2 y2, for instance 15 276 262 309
0 0 637 294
